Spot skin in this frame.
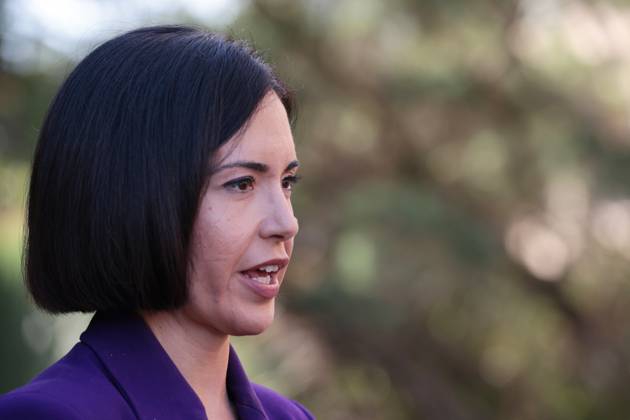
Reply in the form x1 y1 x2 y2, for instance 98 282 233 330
142 92 299 419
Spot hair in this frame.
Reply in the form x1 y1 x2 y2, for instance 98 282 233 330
25 25 293 313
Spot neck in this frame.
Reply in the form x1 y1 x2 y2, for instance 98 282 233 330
141 310 235 419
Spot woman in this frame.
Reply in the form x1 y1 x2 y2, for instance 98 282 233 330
0 25 313 419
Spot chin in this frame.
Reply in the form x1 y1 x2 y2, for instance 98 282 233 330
229 303 276 336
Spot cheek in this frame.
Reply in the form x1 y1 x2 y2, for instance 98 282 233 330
189 192 264 279
190 214 253 277
285 238 295 257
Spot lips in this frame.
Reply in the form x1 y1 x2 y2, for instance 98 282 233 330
239 258 289 299
241 258 289 273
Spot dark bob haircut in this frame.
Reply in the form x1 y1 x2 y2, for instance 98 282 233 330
25 25 293 313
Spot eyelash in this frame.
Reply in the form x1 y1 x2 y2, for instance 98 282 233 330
282 175 301 190
223 175 302 193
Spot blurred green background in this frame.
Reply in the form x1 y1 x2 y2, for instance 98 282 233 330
2 0 630 419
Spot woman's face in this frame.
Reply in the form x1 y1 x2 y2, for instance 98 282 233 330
182 92 299 336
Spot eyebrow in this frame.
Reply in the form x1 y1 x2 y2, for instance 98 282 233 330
213 160 299 174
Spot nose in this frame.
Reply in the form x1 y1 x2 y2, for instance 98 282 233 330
259 187 299 241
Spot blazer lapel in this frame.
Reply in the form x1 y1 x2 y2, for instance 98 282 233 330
226 345 268 419
80 312 269 420
80 311 207 420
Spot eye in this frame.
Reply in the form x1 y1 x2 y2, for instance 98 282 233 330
282 175 301 191
223 176 255 193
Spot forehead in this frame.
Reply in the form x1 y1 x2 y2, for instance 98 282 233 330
215 93 296 164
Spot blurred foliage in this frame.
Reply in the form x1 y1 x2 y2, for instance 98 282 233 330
3 0 630 418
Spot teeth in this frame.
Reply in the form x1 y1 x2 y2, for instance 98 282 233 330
259 265 279 273
250 275 272 285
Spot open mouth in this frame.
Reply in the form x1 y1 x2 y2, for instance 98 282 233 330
239 258 288 287
240 264 280 285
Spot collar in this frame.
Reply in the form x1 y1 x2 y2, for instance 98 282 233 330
80 311 268 420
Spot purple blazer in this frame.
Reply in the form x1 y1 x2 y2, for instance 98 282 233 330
0 312 314 419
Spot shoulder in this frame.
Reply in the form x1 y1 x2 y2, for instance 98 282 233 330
252 383 315 419
0 343 133 419
0 391 83 420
